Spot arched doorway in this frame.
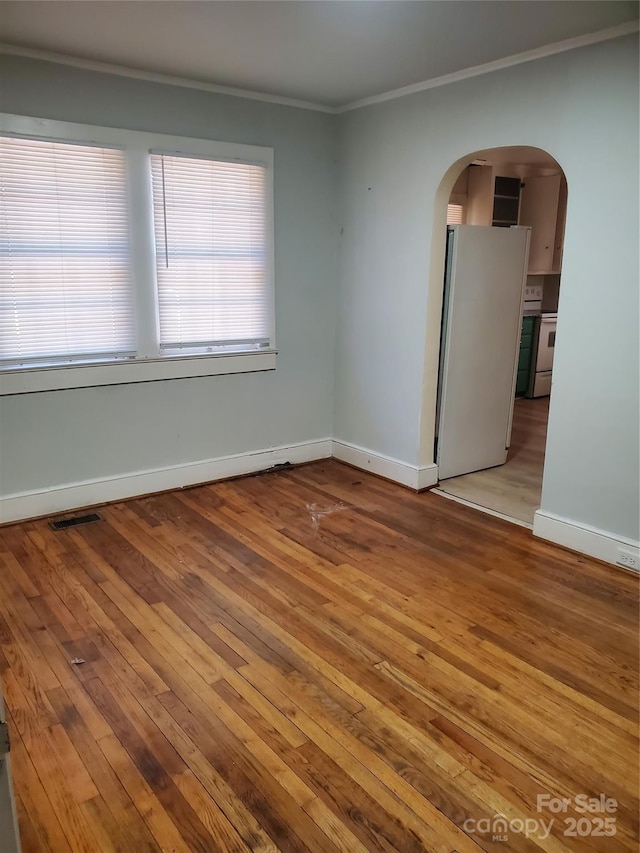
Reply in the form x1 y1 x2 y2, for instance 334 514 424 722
419 146 567 526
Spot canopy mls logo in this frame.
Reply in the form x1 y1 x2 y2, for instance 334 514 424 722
464 794 618 842
462 815 554 842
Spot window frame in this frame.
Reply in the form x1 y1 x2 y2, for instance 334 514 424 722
0 113 276 396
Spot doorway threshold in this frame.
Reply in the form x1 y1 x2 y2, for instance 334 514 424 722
431 487 534 530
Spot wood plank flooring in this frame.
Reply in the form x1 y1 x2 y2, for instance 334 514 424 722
0 460 637 852
436 397 549 525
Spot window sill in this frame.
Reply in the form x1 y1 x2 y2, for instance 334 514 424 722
0 351 277 396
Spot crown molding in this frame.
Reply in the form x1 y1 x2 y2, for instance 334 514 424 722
335 19 639 113
1 18 637 117
0 42 338 114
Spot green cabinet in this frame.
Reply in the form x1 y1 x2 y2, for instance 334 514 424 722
516 315 535 396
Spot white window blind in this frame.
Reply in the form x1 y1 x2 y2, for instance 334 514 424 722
447 202 465 225
0 136 135 367
150 152 270 352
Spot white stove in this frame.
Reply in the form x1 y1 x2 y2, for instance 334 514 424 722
522 282 543 315
528 312 557 397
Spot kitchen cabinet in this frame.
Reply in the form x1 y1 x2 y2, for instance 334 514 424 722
518 174 562 273
467 167 523 227
492 176 521 227
464 165 566 274
466 165 494 225
516 315 535 396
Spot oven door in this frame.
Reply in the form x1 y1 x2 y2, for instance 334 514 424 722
536 316 557 373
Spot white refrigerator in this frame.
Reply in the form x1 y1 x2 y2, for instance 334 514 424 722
436 225 530 481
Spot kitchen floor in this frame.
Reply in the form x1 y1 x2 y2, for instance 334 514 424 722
434 396 549 526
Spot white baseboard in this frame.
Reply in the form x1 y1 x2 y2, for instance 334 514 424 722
7 437 635 573
533 509 640 570
416 463 439 491
331 439 438 491
0 438 332 524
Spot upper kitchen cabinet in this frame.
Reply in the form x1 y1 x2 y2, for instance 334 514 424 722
519 174 566 273
466 168 523 228
466 165 494 225
492 176 521 227
449 157 567 274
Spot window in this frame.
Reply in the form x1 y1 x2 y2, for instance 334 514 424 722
0 115 275 395
150 153 269 354
1 136 135 367
446 202 465 225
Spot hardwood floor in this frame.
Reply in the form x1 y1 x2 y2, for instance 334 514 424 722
0 460 637 852
436 397 550 525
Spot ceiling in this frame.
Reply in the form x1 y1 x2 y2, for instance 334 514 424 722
0 1 637 109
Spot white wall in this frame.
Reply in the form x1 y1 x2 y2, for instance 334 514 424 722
0 56 338 515
335 35 639 548
2 38 638 564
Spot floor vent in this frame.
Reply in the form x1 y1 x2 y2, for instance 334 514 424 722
49 512 102 531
